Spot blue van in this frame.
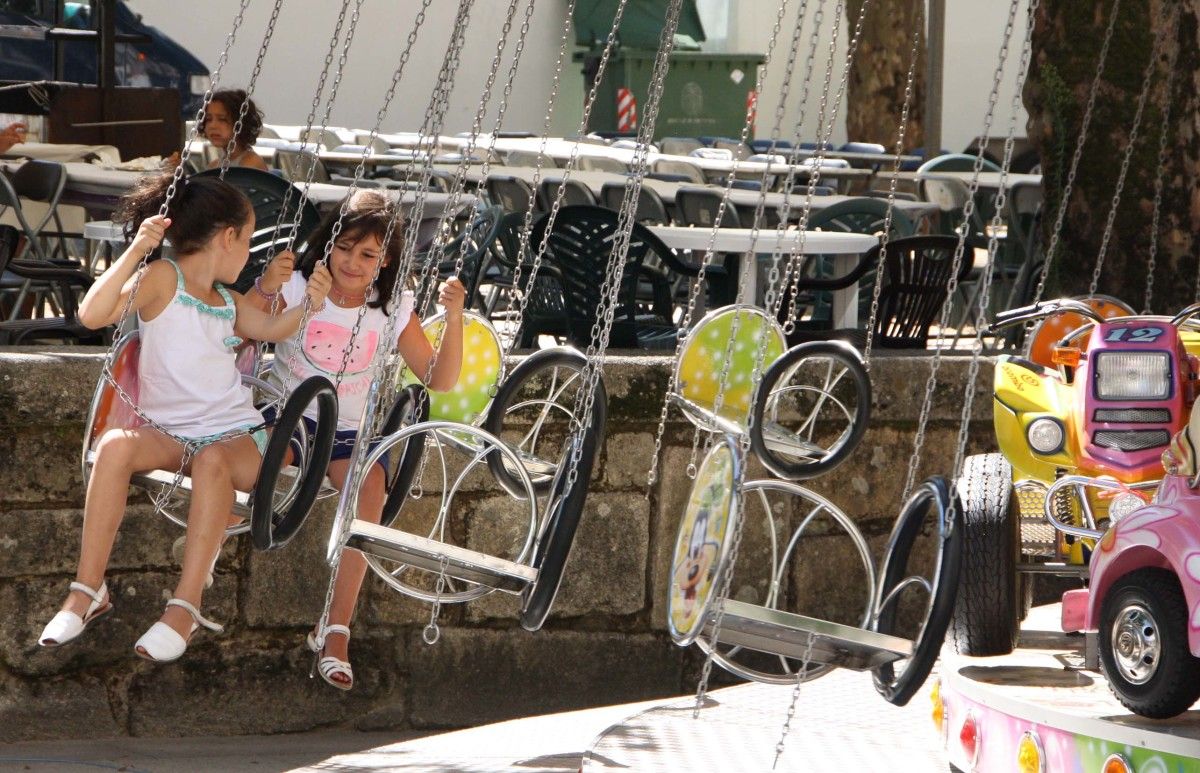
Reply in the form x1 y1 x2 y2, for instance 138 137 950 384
0 0 209 116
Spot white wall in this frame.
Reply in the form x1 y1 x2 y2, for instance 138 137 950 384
128 0 1027 149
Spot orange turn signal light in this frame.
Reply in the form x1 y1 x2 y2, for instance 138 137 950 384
1051 346 1081 367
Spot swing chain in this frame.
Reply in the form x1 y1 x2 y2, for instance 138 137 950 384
863 22 922 368
220 0 285 177
772 631 816 768
901 0 1020 502
422 554 451 645
1032 0 1122 306
1088 5 1174 299
1143 34 1176 314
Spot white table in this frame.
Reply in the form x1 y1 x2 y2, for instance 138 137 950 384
899 170 1042 191
4 142 121 165
650 226 879 326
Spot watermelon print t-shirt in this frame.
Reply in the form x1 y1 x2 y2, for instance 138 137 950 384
270 271 414 430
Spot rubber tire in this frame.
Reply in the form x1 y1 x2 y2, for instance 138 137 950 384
484 347 598 498
873 476 964 707
1099 569 1200 718
378 384 431 529
251 376 338 551
750 341 871 481
518 386 605 633
947 453 1021 656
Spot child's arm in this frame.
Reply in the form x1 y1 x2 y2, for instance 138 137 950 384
397 279 466 392
233 264 331 342
78 215 173 329
243 250 295 314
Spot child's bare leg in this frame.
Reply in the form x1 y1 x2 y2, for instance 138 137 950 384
317 459 386 676
148 435 260 642
61 428 182 619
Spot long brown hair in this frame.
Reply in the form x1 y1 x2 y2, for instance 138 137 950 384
297 190 407 313
113 172 252 257
200 89 264 150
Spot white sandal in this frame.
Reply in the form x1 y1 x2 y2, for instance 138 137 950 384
134 598 223 663
171 536 219 589
306 624 353 691
38 581 112 648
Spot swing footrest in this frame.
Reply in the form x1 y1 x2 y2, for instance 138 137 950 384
346 519 538 593
708 599 913 670
758 422 823 460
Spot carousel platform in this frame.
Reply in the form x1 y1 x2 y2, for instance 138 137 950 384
937 603 1200 772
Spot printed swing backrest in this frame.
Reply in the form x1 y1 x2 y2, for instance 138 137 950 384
675 306 786 427
398 310 504 425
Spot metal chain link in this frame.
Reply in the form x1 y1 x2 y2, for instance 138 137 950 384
422 554 451 644
772 632 816 768
863 22 921 368
1087 4 1173 299
1143 31 1177 314
219 0 285 178
1031 0 1122 305
900 0 1020 503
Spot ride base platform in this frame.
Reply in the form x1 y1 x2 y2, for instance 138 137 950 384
938 603 1200 772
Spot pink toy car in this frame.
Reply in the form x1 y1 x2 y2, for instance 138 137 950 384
1061 417 1200 717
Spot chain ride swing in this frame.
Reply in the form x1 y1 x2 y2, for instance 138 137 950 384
316 0 622 643
84 2 343 558
650 3 965 754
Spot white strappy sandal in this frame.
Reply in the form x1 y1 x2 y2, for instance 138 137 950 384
306 624 354 691
134 598 223 663
38 581 112 648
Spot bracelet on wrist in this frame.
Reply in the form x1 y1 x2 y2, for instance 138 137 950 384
253 276 280 300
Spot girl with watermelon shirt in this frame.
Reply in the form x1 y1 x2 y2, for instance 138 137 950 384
251 190 465 690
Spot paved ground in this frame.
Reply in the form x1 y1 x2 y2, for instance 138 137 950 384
0 673 945 773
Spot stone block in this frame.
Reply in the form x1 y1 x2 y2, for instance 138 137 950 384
0 670 120 742
243 498 339 629
466 492 650 622
0 505 179 578
869 353 993 424
0 349 98 427
0 427 85 507
407 628 684 728
126 630 406 736
0 570 236 677
600 431 659 490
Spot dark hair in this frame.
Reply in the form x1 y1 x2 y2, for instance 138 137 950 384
200 89 264 149
113 172 253 256
297 190 407 313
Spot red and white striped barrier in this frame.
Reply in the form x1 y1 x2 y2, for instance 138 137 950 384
617 87 637 132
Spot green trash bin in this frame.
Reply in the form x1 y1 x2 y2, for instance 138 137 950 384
579 49 765 140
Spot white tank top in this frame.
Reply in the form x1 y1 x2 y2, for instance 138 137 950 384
136 258 263 440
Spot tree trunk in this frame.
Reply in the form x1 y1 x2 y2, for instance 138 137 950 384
845 0 926 150
1025 0 1198 313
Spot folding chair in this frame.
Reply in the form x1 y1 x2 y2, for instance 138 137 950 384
535 178 596 212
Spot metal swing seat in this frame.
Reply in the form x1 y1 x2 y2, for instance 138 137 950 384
665 305 962 705
83 330 340 550
334 309 607 630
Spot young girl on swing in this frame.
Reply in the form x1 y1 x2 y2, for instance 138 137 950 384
252 190 465 690
38 172 331 663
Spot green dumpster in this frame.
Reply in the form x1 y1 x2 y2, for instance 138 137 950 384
579 49 766 140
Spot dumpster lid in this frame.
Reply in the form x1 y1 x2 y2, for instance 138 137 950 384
573 0 706 48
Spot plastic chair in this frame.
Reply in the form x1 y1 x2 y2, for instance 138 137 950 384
274 148 331 184
916 153 1002 174
660 137 704 156
750 139 793 154
504 150 557 168
599 182 670 225
430 205 507 310
535 178 596 212
299 128 343 152
651 159 706 185
689 147 733 161
193 167 322 293
839 142 886 155
674 188 743 229
578 156 627 174
527 205 715 350
713 138 753 161
484 175 536 214
0 223 101 344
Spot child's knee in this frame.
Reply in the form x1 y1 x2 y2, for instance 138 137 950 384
191 445 233 481
93 430 138 468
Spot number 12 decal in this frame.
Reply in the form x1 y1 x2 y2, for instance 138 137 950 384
1106 326 1163 343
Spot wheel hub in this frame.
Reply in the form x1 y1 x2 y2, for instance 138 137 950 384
1111 603 1159 685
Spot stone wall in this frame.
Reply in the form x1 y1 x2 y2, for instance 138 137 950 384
0 348 992 741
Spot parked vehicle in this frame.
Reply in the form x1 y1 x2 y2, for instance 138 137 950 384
0 0 209 118
949 298 1200 656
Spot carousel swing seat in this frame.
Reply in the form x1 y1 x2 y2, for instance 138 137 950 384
83 330 340 549
334 310 608 630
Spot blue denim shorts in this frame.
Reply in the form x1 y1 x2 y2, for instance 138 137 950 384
261 407 389 472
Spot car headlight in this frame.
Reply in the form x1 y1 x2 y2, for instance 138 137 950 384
1027 418 1065 454
1094 351 1170 400
189 74 212 96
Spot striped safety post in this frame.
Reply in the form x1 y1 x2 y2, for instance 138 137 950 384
746 90 758 137
617 87 638 132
